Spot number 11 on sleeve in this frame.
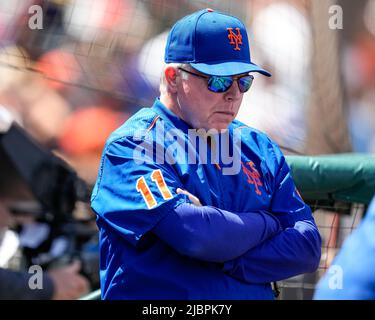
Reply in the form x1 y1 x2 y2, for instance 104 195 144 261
136 169 173 209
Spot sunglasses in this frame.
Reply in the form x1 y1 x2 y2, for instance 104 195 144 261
178 67 254 93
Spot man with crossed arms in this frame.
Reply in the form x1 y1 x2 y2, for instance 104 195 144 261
91 9 321 299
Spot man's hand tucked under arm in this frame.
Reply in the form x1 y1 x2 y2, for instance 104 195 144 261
176 188 202 206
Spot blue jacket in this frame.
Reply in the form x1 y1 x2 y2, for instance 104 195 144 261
91 98 321 299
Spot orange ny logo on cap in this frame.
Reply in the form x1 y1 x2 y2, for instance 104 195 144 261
227 27 242 51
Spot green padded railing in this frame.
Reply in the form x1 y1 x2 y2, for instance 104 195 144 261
287 154 375 205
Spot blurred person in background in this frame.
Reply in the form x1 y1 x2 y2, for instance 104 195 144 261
57 104 127 185
344 30 375 153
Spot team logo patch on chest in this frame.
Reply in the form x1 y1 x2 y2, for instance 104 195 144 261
241 161 263 195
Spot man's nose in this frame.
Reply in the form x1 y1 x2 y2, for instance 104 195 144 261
224 81 242 102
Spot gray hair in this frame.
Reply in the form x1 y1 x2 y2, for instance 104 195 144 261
159 63 191 94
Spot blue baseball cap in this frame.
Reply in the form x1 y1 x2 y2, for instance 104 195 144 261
165 8 271 77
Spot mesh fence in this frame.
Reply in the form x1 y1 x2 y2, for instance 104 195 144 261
278 200 365 300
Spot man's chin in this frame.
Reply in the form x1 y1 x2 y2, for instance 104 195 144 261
197 120 231 132
209 122 231 132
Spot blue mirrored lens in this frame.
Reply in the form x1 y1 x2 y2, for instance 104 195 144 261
238 75 253 93
208 76 233 93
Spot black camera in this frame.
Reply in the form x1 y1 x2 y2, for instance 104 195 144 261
0 122 99 289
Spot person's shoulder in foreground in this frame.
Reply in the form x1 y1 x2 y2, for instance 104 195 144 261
314 196 375 300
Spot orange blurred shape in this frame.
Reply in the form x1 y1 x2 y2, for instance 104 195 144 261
355 34 375 86
59 107 124 156
35 49 81 90
101 0 128 30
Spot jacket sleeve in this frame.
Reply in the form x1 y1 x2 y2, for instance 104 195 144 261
152 203 281 262
223 142 322 283
91 137 191 247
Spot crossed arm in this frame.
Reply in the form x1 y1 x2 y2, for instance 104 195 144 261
152 193 321 283
153 201 282 263
151 158 322 284
94 137 321 284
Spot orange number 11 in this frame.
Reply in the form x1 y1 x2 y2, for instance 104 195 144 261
136 169 173 209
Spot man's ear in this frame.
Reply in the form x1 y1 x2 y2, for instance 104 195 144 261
164 67 178 93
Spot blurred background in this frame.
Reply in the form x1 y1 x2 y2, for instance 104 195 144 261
1 0 375 182
0 0 374 298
